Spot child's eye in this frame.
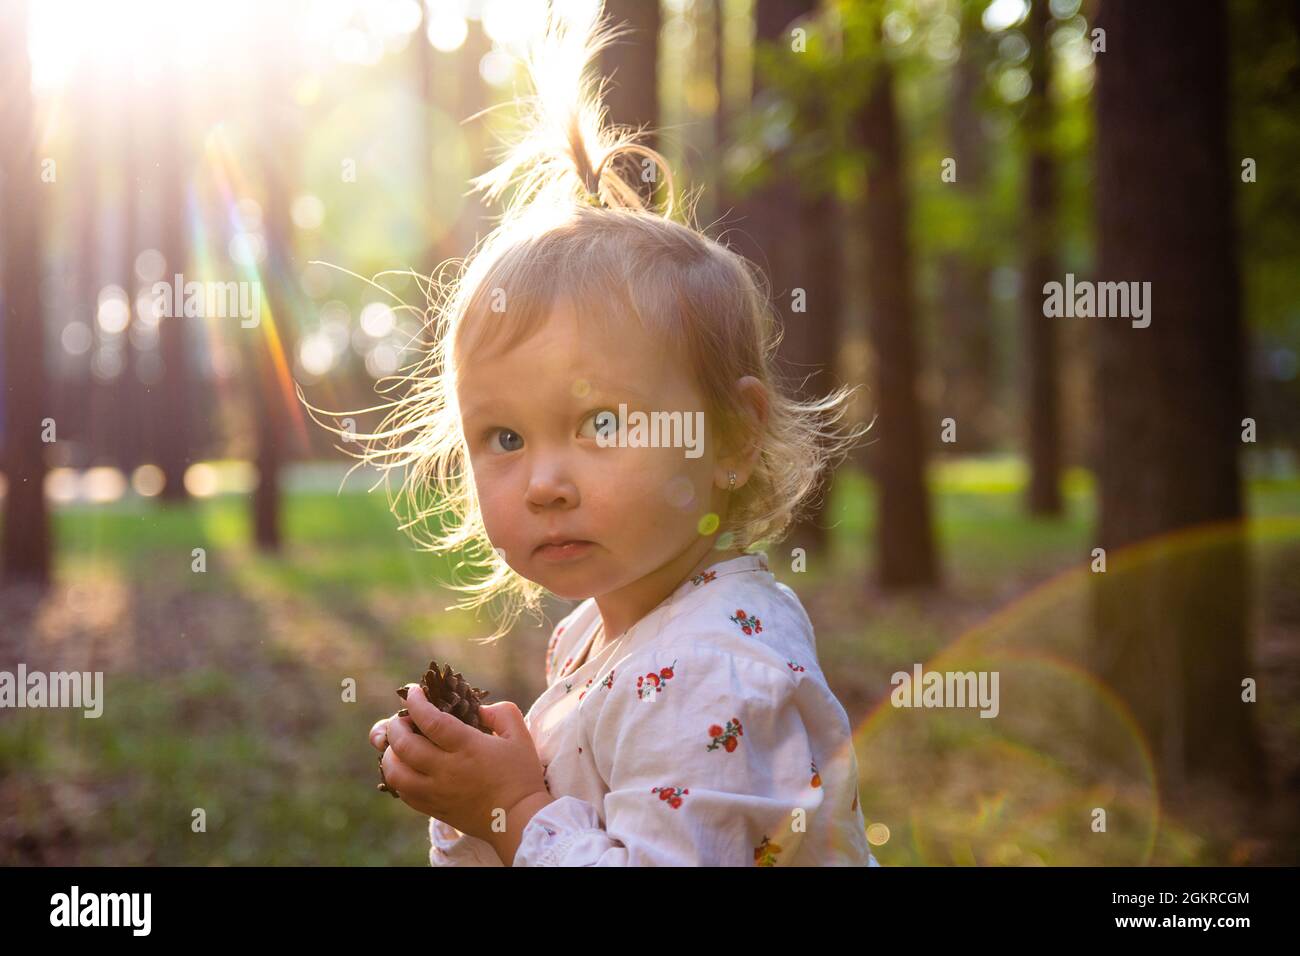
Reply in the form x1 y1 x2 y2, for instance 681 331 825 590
579 409 620 441
487 428 524 453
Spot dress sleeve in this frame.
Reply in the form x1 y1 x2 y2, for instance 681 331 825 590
513 643 832 866
428 816 503 866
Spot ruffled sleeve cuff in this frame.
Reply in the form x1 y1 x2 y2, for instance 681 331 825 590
428 816 504 867
512 795 612 867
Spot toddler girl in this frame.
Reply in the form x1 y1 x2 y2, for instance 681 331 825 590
357 3 876 867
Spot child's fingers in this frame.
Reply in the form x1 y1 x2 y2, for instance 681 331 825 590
404 684 474 752
369 715 397 751
387 710 449 774
478 700 525 738
380 748 416 801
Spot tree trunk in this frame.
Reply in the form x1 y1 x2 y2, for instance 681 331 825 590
710 0 729 225
600 0 661 204
73 62 100 469
117 85 141 473
938 2 996 454
1023 0 1062 515
786 88 846 562
444 20 493 276
857 57 940 590
251 61 302 551
1091 0 1264 799
728 0 808 290
414 2 438 280
0 0 51 587
740 0 832 560
156 83 192 502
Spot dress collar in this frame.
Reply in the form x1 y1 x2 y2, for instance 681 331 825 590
666 550 771 603
559 551 772 680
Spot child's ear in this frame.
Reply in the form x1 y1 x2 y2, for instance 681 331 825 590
737 376 770 427
728 376 769 468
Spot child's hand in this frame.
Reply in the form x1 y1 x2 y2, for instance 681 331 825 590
377 685 551 848
369 715 395 752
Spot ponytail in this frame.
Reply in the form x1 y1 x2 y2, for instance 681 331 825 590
466 2 676 221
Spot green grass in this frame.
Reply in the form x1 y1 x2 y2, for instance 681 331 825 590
1 459 1296 865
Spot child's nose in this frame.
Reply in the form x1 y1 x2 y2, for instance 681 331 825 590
525 467 580 510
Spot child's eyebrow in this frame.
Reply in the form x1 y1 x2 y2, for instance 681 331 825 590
585 380 652 402
461 380 653 421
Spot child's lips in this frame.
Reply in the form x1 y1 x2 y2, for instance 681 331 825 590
534 540 595 563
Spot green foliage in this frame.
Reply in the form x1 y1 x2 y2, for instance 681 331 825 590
1231 0 1300 337
5 470 1295 864
727 0 883 202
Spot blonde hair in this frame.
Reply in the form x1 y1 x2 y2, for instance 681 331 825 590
301 2 869 642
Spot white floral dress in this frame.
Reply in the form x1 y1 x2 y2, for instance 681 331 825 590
428 552 880 866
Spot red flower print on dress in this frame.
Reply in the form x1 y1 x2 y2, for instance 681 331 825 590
786 660 805 672
754 835 782 866
651 786 689 809
706 717 744 752
810 760 821 788
636 659 677 700
545 632 560 676
729 609 762 635
577 670 615 700
691 570 717 586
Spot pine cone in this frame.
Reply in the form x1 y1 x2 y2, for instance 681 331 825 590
401 661 494 735
377 659 493 799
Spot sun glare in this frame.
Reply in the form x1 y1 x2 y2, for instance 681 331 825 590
26 0 439 92
28 0 265 90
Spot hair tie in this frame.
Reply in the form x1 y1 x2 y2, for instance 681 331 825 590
580 151 613 209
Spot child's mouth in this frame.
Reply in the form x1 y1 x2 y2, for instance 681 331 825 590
534 540 595 563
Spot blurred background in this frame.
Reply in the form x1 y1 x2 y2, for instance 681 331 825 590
0 0 1297 865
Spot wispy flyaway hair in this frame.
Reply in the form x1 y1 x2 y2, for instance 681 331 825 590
300 1 870 642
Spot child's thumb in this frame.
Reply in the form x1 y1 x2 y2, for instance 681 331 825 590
480 701 524 736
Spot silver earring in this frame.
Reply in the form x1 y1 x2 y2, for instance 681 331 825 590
728 471 736 491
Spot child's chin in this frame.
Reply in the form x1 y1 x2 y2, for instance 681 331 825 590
543 579 598 601
532 566 599 600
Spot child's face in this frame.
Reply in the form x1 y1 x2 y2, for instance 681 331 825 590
455 301 727 601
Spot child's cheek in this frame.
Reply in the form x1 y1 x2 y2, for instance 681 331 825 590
472 472 516 547
624 451 713 532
